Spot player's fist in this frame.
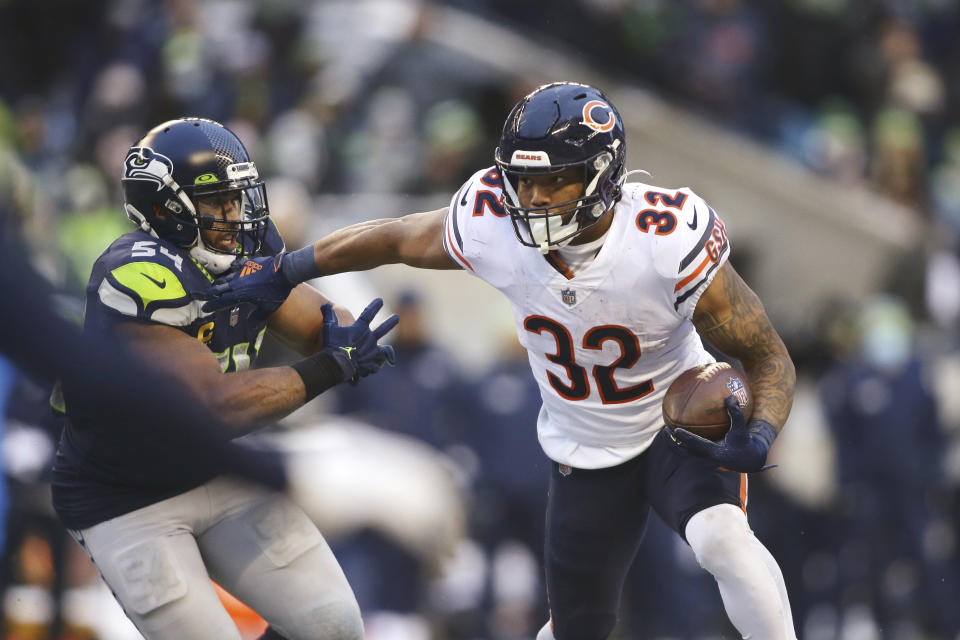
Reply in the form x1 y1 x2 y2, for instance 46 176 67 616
198 253 294 315
670 396 778 473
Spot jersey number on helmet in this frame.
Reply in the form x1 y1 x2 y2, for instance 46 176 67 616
524 316 654 404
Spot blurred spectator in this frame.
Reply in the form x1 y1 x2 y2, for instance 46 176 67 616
268 418 466 640
662 0 771 132
56 164 128 293
262 108 328 191
0 357 15 556
819 295 960 638
870 106 927 211
342 87 423 193
417 99 485 193
328 290 475 635
333 290 472 455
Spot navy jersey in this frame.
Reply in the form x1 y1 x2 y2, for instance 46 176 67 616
52 224 283 529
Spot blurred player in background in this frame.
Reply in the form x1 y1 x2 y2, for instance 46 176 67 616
203 83 798 638
51 118 397 640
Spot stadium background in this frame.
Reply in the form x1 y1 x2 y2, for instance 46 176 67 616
2 0 960 638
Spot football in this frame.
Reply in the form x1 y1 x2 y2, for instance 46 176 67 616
662 362 752 441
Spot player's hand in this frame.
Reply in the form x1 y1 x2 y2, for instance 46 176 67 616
321 298 399 383
670 396 778 473
197 254 294 314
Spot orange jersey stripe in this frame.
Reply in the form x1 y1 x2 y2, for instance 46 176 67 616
739 473 747 514
674 254 711 293
445 222 474 271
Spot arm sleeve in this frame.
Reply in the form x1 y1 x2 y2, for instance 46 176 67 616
97 258 202 327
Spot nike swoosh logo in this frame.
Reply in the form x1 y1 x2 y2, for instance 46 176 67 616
687 204 698 230
142 273 167 288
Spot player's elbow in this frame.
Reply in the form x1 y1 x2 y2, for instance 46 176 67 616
778 348 797 396
201 383 269 433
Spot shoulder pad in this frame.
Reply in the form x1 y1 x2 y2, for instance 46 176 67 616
108 261 187 307
450 167 506 219
629 186 730 313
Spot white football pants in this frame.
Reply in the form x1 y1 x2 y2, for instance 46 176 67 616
69 476 363 640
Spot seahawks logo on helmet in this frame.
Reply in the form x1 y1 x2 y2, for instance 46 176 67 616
123 147 174 192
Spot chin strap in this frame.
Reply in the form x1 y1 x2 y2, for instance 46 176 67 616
189 243 236 275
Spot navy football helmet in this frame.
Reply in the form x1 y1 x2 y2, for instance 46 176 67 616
121 118 270 274
494 82 626 252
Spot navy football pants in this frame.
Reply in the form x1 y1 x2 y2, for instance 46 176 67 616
543 428 745 639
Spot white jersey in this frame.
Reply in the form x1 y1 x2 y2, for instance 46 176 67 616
443 167 731 469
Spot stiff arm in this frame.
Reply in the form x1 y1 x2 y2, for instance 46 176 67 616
311 208 460 274
692 262 796 432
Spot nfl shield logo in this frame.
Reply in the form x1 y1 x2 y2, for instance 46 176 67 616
561 288 576 306
727 376 749 407
230 306 240 327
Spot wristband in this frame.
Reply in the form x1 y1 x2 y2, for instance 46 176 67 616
747 419 778 449
290 351 355 400
280 245 324 285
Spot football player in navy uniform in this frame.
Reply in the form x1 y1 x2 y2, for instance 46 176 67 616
202 84 798 639
52 118 397 640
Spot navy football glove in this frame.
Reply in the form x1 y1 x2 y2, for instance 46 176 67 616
321 298 398 383
670 396 777 473
198 253 294 315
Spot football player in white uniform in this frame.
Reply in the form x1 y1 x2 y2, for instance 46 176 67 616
203 83 798 639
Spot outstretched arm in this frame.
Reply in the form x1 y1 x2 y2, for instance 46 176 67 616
670 262 796 472
312 208 459 275
199 208 458 313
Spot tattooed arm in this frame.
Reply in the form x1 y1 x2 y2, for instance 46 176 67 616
692 262 795 431
670 262 795 472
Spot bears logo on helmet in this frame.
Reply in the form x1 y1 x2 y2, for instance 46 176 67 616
580 100 617 133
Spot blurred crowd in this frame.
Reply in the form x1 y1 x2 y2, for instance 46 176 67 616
3 0 960 639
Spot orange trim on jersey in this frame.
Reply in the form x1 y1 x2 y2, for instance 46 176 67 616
674 254 711 292
739 473 747 514
547 251 576 279
445 221 474 271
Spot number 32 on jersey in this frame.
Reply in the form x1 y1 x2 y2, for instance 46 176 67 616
524 315 654 404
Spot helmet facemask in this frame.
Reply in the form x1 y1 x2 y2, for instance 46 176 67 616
121 120 272 275
187 163 270 274
492 82 628 254
497 143 623 254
